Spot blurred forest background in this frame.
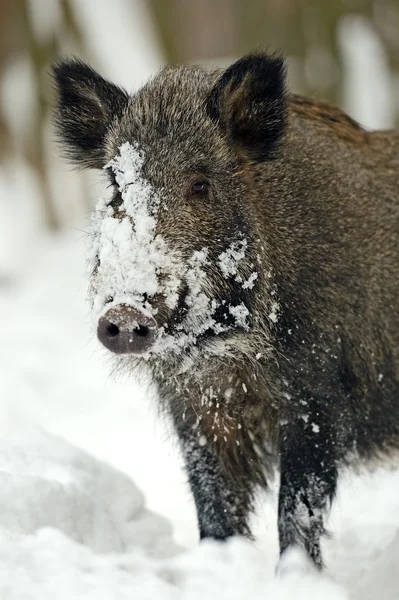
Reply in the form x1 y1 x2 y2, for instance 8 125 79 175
0 0 399 274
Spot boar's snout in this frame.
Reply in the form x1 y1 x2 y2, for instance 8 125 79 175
97 305 157 355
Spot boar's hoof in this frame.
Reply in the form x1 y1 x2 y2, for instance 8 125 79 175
97 305 157 355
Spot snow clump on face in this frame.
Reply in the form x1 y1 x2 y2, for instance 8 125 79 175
88 142 183 319
218 240 247 280
88 142 252 358
218 240 258 290
229 303 250 330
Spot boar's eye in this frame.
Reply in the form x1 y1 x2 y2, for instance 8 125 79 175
187 180 208 198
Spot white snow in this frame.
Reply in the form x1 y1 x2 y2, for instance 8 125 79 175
228 302 250 329
268 302 280 324
242 271 259 290
218 239 247 281
91 142 182 317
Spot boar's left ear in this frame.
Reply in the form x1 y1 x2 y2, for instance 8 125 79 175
206 52 287 161
52 58 129 169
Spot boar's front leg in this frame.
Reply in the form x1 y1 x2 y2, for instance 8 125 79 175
176 427 255 541
278 399 338 569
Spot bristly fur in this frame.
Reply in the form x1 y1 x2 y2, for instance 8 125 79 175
53 51 399 570
52 57 129 169
206 52 287 161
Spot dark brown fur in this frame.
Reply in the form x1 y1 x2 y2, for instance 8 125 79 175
53 52 399 569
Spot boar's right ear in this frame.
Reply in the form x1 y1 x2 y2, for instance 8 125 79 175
206 52 287 161
52 58 129 169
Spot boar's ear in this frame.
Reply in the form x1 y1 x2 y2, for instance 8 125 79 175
52 58 129 169
207 52 287 161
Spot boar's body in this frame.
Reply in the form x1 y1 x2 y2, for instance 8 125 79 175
53 53 399 569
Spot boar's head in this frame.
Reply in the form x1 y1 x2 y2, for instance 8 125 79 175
53 53 286 369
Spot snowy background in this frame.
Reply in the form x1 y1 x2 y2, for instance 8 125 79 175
1 0 399 598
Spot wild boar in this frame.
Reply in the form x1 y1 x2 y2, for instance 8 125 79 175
53 51 399 569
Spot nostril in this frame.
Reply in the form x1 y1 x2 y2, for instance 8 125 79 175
135 325 149 337
106 323 119 337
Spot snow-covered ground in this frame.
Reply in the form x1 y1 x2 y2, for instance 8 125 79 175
0 229 399 599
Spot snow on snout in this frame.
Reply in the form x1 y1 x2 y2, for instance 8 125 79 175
89 142 184 321
88 142 253 357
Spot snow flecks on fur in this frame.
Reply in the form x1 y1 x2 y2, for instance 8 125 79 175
176 378 244 447
268 301 280 324
229 303 250 330
218 241 258 291
218 240 247 280
218 238 279 333
242 272 258 290
88 142 254 359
